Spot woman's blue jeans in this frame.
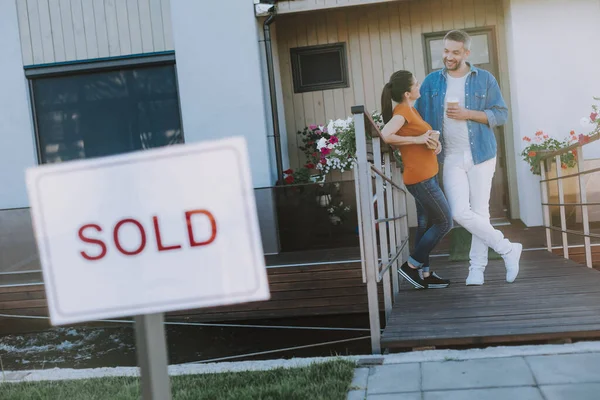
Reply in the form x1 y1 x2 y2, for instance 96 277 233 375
405 176 453 272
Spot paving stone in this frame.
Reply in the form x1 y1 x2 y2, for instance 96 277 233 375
424 387 544 400
366 363 421 395
541 383 600 400
422 357 535 391
526 353 600 385
367 392 421 400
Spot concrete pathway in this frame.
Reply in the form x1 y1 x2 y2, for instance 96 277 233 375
348 351 600 399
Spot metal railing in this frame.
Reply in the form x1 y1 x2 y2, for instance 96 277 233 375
352 106 410 354
538 132 600 268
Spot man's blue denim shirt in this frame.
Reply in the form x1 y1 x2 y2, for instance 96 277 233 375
414 63 508 165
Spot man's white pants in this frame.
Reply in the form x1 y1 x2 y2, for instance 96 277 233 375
443 151 512 270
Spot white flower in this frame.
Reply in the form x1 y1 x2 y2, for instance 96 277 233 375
327 120 336 135
317 137 328 150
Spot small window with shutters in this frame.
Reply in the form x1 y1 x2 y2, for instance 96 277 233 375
290 43 349 93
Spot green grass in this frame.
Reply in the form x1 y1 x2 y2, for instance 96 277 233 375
0 360 356 400
449 227 501 262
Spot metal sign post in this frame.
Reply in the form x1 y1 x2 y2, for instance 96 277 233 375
134 313 172 400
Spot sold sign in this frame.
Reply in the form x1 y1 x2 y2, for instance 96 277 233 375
77 210 217 261
26 137 269 326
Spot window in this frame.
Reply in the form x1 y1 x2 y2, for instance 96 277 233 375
28 56 183 164
290 43 349 93
424 29 496 75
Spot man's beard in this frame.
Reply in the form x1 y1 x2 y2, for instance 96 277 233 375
444 58 461 71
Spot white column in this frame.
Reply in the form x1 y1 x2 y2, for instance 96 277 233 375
169 0 273 188
0 1 37 209
169 1 279 253
503 0 600 226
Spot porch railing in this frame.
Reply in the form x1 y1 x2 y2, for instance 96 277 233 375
352 105 410 354
538 132 600 269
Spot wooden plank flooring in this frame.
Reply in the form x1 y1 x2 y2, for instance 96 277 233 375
382 250 600 348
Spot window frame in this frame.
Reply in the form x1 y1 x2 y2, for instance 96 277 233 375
290 43 349 93
422 27 498 75
26 52 184 165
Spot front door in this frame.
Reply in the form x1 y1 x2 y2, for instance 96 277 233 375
424 28 510 222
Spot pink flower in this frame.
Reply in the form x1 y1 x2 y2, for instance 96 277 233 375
321 147 332 156
329 135 339 144
535 130 543 136
309 124 318 130
591 112 598 122
523 136 532 142
579 134 591 145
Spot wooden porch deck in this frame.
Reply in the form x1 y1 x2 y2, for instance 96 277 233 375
382 250 600 349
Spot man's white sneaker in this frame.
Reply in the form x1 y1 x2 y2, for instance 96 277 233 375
503 243 523 283
466 268 484 286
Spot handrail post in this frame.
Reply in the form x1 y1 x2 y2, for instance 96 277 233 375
540 159 552 252
555 155 569 259
372 136 393 319
393 163 409 265
353 165 367 283
384 152 400 296
353 110 381 354
576 145 593 268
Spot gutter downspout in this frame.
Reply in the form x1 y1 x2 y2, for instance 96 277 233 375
263 11 285 185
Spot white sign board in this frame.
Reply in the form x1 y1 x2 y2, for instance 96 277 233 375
26 137 269 325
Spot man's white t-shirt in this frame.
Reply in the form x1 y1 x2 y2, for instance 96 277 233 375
443 73 470 154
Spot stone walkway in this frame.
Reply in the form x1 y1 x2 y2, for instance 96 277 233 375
348 351 600 399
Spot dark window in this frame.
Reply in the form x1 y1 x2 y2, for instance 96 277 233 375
29 60 183 164
290 43 349 93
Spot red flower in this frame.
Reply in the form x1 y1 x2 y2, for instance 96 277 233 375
535 130 543 136
320 158 327 165
284 175 294 184
528 151 537 157
579 134 590 145
321 147 332 156
305 163 315 169
329 135 339 144
283 168 294 175
591 112 598 122
307 141 314 145
312 152 318 157
543 134 549 139
561 163 568 170
572 149 578 156
523 136 532 142
570 130 576 136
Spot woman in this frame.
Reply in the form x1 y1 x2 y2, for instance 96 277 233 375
380 70 453 289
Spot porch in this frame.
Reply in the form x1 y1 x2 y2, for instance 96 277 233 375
383 250 600 348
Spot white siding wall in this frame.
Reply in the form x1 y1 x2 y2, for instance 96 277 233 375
16 0 175 65
503 0 600 226
0 1 37 208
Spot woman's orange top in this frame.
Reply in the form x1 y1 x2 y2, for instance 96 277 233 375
393 103 439 185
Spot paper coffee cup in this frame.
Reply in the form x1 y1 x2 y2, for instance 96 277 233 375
427 130 440 150
446 97 459 108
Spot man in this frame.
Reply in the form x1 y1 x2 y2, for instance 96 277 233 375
415 29 522 286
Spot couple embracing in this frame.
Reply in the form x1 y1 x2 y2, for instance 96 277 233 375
380 29 522 289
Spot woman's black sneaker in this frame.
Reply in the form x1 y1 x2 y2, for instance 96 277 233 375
398 262 426 289
424 272 450 289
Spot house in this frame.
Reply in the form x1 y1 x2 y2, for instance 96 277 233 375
1 0 599 324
